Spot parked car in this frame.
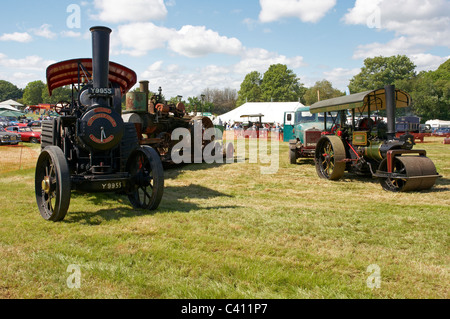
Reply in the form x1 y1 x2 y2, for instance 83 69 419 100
0 116 8 127
5 116 19 125
0 116 17 127
5 126 41 143
435 127 450 137
419 124 432 133
27 120 42 131
0 126 20 145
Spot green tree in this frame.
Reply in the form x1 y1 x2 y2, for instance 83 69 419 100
0 80 23 101
201 87 237 114
349 55 416 93
303 80 344 105
236 71 263 106
22 80 46 105
261 64 305 103
408 59 450 121
42 85 72 104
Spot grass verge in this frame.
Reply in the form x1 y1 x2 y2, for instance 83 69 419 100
0 137 448 298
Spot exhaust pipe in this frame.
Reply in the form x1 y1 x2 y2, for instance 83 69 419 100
90 26 112 106
385 85 396 140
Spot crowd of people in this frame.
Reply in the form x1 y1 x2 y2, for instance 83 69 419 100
217 118 284 134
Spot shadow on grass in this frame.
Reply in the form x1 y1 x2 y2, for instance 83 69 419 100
337 172 450 192
65 183 236 225
163 161 228 179
292 158 315 166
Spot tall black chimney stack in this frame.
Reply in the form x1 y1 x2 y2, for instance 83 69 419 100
90 26 112 106
385 84 396 140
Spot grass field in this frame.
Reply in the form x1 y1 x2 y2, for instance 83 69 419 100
0 137 448 299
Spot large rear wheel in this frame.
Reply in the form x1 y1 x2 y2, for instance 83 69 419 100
314 135 346 180
35 146 71 222
127 146 164 210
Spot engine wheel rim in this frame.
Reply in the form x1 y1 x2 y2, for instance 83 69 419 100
317 140 337 178
131 152 153 207
35 147 71 221
127 146 164 210
381 158 407 192
379 156 438 192
314 136 346 181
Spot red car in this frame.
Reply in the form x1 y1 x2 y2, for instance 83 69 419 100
5 126 41 143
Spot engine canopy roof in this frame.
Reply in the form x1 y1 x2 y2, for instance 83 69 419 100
310 88 411 114
46 58 137 96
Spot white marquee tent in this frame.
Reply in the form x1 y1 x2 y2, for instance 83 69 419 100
215 102 305 125
425 119 450 129
0 99 23 111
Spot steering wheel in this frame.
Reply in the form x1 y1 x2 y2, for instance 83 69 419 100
331 124 341 134
55 101 71 114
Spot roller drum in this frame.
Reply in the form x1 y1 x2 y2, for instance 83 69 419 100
379 156 439 192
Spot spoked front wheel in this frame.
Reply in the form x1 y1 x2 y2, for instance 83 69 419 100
126 146 164 210
35 146 71 222
314 135 346 180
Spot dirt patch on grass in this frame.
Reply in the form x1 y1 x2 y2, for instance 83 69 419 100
0 144 40 173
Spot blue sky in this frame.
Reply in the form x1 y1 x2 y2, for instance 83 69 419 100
0 0 449 99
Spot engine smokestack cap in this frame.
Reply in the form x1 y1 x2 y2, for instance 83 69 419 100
90 26 112 33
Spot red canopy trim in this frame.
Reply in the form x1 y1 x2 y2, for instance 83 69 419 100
46 58 137 96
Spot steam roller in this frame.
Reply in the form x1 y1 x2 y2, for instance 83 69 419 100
310 85 441 192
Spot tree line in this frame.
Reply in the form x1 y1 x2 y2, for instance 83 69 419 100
235 56 449 121
0 80 72 106
1 55 448 121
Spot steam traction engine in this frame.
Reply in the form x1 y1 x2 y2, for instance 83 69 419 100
122 81 233 164
310 85 441 192
35 26 164 222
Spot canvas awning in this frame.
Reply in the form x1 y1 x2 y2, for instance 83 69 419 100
218 102 303 124
240 114 265 118
0 110 23 117
0 104 20 111
310 88 411 114
0 99 23 107
46 58 137 96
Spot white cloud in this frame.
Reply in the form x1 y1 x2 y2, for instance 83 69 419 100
31 24 57 39
115 23 243 58
0 54 55 71
60 31 82 38
343 0 450 48
342 0 383 25
140 61 240 98
168 25 243 58
259 0 337 23
322 67 361 91
115 23 176 57
0 71 41 89
234 48 306 75
0 54 55 88
352 38 449 72
352 37 416 60
0 32 32 43
344 0 450 72
409 54 450 72
165 0 176 7
93 0 168 23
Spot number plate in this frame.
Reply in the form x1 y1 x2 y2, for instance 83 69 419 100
89 87 114 96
